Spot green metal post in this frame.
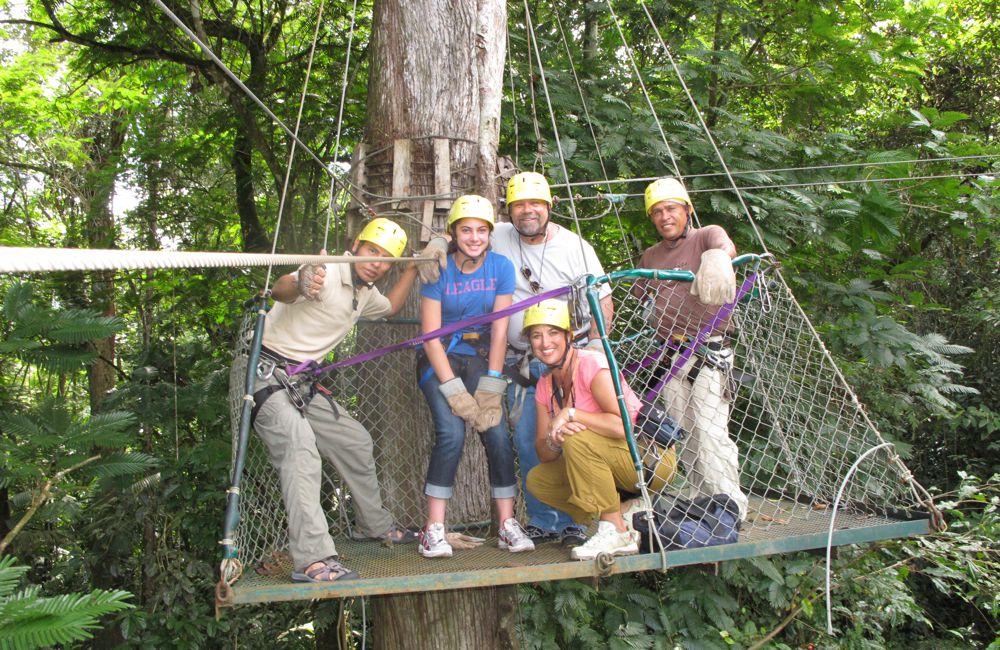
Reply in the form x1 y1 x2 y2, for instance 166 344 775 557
221 295 269 561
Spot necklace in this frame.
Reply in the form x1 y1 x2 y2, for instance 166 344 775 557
516 225 550 294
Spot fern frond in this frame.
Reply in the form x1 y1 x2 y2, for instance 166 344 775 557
48 310 124 343
0 588 133 650
0 413 44 439
85 453 160 479
0 556 29 600
21 347 99 374
64 411 136 450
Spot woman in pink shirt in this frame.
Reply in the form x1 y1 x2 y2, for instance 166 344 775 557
525 299 676 560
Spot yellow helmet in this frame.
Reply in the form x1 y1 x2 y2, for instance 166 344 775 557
522 299 571 335
644 177 691 214
447 194 495 231
357 217 407 257
506 171 552 207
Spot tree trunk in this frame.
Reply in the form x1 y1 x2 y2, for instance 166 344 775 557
362 1 515 648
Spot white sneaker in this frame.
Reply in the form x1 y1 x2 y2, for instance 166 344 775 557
497 518 536 553
571 521 639 561
419 522 453 558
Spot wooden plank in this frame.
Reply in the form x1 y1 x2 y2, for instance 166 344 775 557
420 201 435 244
433 138 452 210
391 138 412 211
347 143 367 237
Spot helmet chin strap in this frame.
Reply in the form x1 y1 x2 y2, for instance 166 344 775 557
666 211 692 248
548 334 574 370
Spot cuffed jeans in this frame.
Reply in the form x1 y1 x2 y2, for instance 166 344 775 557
419 353 517 500
506 354 574 533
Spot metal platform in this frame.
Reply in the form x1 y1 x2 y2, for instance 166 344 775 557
218 497 930 607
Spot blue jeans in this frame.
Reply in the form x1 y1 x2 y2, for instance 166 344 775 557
419 353 517 500
506 354 574 533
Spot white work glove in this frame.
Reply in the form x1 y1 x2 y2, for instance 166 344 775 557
296 260 327 300
690 249 736 306
472 375 508 432
418 237 449 284
438 377 479 424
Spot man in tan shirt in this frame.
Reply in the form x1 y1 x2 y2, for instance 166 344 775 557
634 178 749 519
253 218 419 583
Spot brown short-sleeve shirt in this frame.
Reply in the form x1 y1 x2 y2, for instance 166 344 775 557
635 225 735 339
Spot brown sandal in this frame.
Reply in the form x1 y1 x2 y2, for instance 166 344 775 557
290 556 359 583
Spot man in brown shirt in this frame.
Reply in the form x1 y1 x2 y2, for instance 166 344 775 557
634 178 748 519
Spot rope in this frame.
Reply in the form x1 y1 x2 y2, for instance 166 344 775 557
264 0 327 292
148 0 371 212
824 443 892 635
601 1 696 226
552 8 634 266
323 0 360 253
637 0 768 252
554 153 1000 190
558 171 988 202
521 1 589 262
0 247 430 273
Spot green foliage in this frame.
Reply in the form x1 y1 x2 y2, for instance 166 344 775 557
1 282 124 374
0 555 133 650
1 0 998 646
519 478 1000 649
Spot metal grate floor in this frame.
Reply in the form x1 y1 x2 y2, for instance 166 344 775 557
219 496 929 607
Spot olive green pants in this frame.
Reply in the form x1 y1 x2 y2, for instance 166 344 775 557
526 429 642 524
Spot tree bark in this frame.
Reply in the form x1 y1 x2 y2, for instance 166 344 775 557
362 1 516 648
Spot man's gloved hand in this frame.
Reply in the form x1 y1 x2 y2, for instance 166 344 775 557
296 256 327 300
417 237 449 284
690 248 736 306
584 338 605 353
472 375 507 431
438 377 479 423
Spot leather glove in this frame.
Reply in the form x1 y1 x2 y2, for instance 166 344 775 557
446 532 486 550
417 237 449 284
690 248 736 306
296 263 326 300
472 375 508 432
584 338 605 352
438 377 479 423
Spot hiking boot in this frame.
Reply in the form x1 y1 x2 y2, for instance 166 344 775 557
570 521 639 561
497 518 536 553
559 524 588 547
523 524 558 542
418 522 453 558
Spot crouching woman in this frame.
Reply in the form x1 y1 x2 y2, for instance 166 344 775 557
525 299 676 560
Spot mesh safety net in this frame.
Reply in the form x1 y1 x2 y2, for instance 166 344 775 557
225 258 924 586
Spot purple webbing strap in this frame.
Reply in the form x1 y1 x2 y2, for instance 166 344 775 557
287 285 572 377
639 271 758 402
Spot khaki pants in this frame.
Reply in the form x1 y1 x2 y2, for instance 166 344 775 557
526 429 642 524
659 352 749 519
253 374 395 572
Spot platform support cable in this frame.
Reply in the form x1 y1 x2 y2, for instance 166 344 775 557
149 0 374 219
584 281 670 571
323 0 360 253
521 1 592 264
551 8 635 266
